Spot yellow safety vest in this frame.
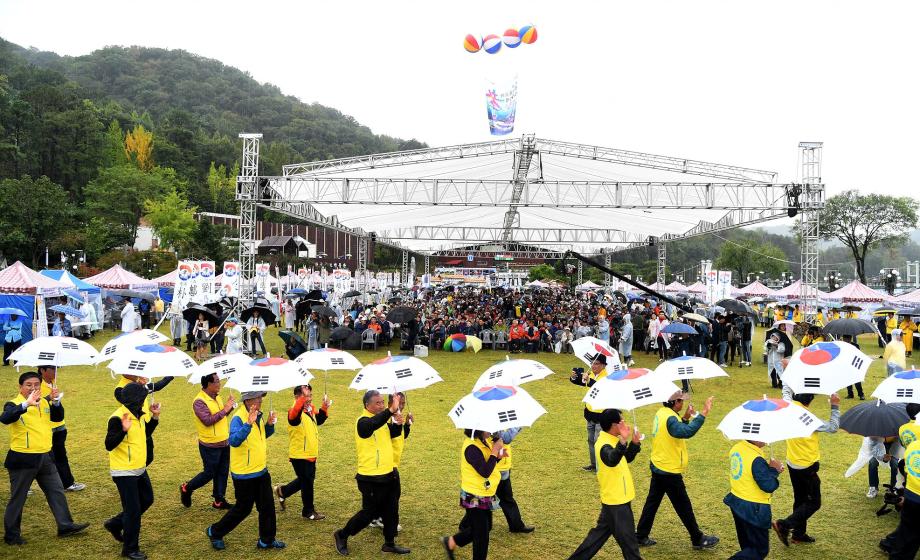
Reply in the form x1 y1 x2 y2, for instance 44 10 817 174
354 410 394 476
650 407 688 474
194 391 229 444
229 406 268 476
815 313 825 327
596 430 635 505
785 402 820 467
905 440 920 497
391 422 406 468
8 393 53 454
497 442 513 472
116 377 151 419
108 405 147 470
288 402 320 460
900 421 920 448
729 440 771 504
40 381 65 429
585 368 610 414
793 310 803 323
887 317 898 332
460 438 500 497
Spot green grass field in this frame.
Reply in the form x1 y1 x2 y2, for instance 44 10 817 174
0 326 908 559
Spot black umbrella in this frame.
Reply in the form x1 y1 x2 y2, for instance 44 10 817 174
715 298 756 317
329 326 354 341
611 290 628 305
840 401 909 437
183 304 220 324
343 290 362 298
387 296 403 304
278 330 308 353
311 305 336 319
304 289 323 301
840 304 863 312
108 289 156 302
823 318 877 337
386 306 418 324
241 305 276 325
900 307 920 317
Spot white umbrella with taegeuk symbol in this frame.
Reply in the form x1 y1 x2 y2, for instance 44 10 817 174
189 352 253 383
9 336 98 368
871 368 920 403
717 397 821 444
225 356 314 393
473 357 554 390
654 356 728 382
107 344 199 379
570 336 621 368
349 353 442 394
582 368 681 412
295 347 363 370
96 329 169 363
448 385 547 433
781 341 871 395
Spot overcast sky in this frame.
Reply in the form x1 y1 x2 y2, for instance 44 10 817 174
2 0 918 197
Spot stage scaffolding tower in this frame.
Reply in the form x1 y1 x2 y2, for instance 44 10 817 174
798 142 824 321
237 133 262 301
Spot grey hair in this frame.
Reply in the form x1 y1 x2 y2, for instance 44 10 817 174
363 389 381 408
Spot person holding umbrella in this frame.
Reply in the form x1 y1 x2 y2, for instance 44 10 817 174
723 438 784 560
180 373 235 510
333 391 409 555
569 353 611 472
565 408 643 560
193 312 210 362
247 310 267 357
2 312 24 366
206 391 285 550
274 383 330 521
439 429 507 560
772 393 840 546
38 365 84 492
635 393 718 550
224 318 244 354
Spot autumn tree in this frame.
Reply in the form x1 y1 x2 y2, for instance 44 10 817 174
124 123 154 171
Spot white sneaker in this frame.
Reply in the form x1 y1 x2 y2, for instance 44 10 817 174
369 518 383 528
65 482 86 492
627 360 635 366
866 487 879 498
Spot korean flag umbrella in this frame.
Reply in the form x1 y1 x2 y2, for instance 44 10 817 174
349 354 442 394
96 329 169 363
448 385 547 432
570 336 621 368
297 347 363 394
191 352 254 383
473 357 554 390
781 341 871 395
108 344 199 379
226 356 314 394
582 368 681 412
655 355 728 382
871 368 920 403
717 397 822 444
9 336 98 368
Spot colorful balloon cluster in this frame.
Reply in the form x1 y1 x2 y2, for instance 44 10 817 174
464 25 537 54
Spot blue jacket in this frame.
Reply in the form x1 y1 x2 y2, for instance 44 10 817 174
3 318 24 343
228 412 275 479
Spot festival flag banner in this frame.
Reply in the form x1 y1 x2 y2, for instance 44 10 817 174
221 261 240 298
174 261 195 310
199 261 216 295
255 262 271 296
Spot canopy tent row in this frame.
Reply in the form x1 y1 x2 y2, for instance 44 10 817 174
824 279 889 304
0 262 69 344
85 264 157 291
737 280 776 298
39 269 103 332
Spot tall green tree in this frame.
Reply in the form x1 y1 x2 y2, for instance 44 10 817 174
819 190 920 283
143 188 197 253
102 119 126 167
0 175 75 266
715 239 786 283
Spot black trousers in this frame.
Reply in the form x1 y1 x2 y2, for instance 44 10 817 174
847 382 865 398
781 463 821 538
567 502 642 560
211 472 276 543
51 429 75 489
729 509 769 559
250 332 266 355
636 471 703 544
342 477 400 544
496 472 527 531
889 499 920 560
187 444 229 501
3 340 21 365
453 507 493 560
108 472 154 555
279 459 316 515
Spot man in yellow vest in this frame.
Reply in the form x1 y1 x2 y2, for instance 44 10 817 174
772 392 840 546
569 353 611 472
102 381 160 560
723 438 783 560
333 390 409 555
371 392 411 530
38 364 85 492
2 371 88 546
566 408 642 560
206 391 284 551
900 404 920 449
494 427 535 533
635 393 718 549
886 438 920 558
275 383 330 520
886 312 898 343
898 315 916 357
181 373 235 510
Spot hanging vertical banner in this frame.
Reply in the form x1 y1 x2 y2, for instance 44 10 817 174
485 74 518 136
221 261 240 298
706 269 718 305
199 261 216 295
298 267 308 289
255 263 270 296
175 261 194 310
718 271 733 301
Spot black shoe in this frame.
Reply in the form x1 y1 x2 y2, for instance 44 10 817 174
58 522 90 537
212 500 233 510
180 482 191 508
772 521 790 547
581 465 596 472
104 518 124 542
333 530 349 556
381 543 411 554
846 394 854 399
693 535 719 549
440 536 455 560
510 525 535 533
122 552 147 560
792 534 816 544
4 535 26 545
637 536 657 547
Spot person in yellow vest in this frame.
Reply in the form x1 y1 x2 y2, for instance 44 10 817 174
206 391 284 551
2 371 88 546
569 353 611 472
886 312 898 343
102 381 160 560
831 309 841 321
773 307 785 323
900 404 920 449
566 408 642 560
371 392 411 530
772 392 840 546
493 427 534 533
792 305 803 323
440 429 508 560
114 374 174 467
814 308 825 328
886 438 920 558
180 373 235 510
723 438 783 560
274 383 330 520
635 393 718 549
333 390 409 556
38 364 84 492
898 315 916 357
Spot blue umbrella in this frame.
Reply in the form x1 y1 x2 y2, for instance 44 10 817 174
49 304 86 319
64 289 86 304
0 307 25 317
662 322 697 335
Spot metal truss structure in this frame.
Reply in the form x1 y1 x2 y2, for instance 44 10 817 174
798 142 824 320
236 133 261 298
657 242 667 286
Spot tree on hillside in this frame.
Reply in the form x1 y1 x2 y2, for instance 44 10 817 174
84 164 179 246
206 161 239 215
819 190 919 283
124 123 154 170
0 175 75 266
715 239 786 283
102 119 126 167
143 189 197 253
